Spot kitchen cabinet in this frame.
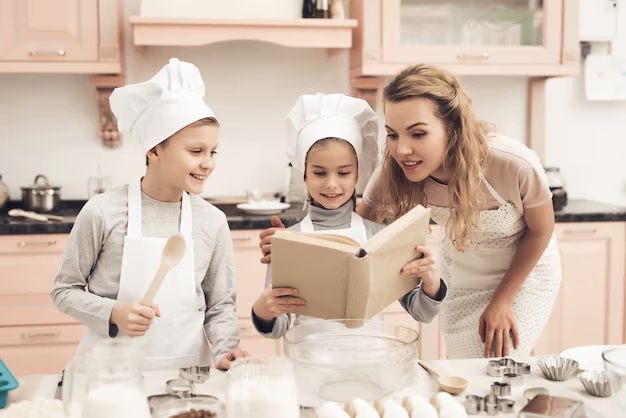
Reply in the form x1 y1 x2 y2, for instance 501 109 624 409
0 234 88 376
349 0 579 77
533 222 626 356
0 0 122 73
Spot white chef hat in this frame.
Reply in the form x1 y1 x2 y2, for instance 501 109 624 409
286 93 379 181
109 58 215 154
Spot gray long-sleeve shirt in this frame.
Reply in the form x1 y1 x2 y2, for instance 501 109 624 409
252 199 447 339
50 185 239 363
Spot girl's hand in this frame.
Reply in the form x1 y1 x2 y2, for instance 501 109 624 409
478 300 520 357
252 286 306 322
401 245 441 298
259 216 286 264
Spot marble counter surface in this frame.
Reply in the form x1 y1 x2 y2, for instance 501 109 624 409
0 199 625 235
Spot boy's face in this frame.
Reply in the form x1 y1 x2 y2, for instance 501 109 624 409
304 141 358 210
153 122 220 195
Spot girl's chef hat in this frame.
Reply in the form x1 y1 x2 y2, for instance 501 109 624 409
109 58 215 154
286 93 379 181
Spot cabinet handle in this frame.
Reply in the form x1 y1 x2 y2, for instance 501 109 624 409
18 240 57 247
232 236 252 241
30 50 66 56
22 331 61 339
457 52 489 60
563 228 598 235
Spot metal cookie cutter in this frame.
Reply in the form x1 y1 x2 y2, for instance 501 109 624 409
464 395 484 415
516 362 531 375
498 398 515 414
179 365 211 383
503 372 524 386
491 381 511 396
487 358 531 377
166 378 195 398
484 394 499 416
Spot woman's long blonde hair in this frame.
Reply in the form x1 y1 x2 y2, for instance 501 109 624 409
382 64 491 250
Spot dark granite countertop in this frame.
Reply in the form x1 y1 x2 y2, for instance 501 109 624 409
0 199 625 235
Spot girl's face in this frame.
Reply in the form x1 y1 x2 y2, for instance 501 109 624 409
305 141 358 210
154 123 220 196
385 98 449 183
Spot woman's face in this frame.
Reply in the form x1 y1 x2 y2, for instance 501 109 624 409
384 98 449 183
304 141 358 210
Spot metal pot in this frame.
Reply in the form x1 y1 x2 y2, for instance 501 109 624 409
21 174 61 213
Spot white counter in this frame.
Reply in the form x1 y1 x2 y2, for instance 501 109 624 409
5 357 623 417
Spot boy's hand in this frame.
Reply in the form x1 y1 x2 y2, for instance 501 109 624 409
401 245 441 298
259 216 286 264
110 301 160 337
216 347 249 370
252 286 305 322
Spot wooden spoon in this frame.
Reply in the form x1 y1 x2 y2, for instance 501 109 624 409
140 234 186 305
418 360 468 395
8 208 64 222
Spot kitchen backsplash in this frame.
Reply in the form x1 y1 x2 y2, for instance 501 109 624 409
0 0 625 206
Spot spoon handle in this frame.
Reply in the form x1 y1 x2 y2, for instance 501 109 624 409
417 361 441 379
141 263 170 306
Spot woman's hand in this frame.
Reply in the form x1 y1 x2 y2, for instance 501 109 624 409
259 216 286 264
252 286 306 322
478 300 520 357
400 245 441 298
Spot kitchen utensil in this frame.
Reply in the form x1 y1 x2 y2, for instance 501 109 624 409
0 359 19 409
20 174 61 213
153 396 222 418
491 382 511 396
284 320 418 406
165 378 195 397
418 361 468 395
486 357 529 377
484 394 499 415
179 366 211 383
140 234 186 306
602 345 626 411
578 370 612 397
8 208 64 222
503 372 523 386
498 398 515 413
464 395 484 415
523 387 550 403
537 356 579 381
517 394 585 418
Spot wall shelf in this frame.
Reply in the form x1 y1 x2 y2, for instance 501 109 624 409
129 17 358 48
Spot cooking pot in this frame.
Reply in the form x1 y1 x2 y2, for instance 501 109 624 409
21 174 61 213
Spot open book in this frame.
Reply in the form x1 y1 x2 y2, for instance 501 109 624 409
271 205 432 321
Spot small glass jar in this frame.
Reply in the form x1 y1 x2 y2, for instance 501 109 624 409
226 356 299 418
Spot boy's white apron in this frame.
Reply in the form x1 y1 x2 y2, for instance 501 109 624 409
430 178 561 359
77 181 210 370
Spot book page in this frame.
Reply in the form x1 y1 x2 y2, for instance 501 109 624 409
298 232 360 247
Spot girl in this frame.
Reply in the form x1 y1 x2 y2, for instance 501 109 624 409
251 93 446 338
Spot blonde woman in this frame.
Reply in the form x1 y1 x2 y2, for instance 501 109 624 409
358 64 562 358
260 64 561 359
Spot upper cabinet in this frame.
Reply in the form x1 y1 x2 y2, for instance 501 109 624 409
350 0 580 77
0 0 122 74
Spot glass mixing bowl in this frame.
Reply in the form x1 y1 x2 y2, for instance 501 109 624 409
602 345 626 412
283 319 418 406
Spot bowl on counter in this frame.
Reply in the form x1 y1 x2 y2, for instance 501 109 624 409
602 345 626 411
283 319 418 407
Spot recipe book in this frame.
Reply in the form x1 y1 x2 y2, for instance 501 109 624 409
271 205 432 321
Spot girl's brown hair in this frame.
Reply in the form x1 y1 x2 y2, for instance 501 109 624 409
382 64 492 250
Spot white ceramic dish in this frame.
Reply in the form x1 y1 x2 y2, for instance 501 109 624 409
560 345 614 372
236 202 290 215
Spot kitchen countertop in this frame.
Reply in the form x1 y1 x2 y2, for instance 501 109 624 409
0 198 625 235
4 357 621 417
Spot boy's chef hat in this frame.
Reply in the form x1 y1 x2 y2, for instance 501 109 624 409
109 58 215 154
286 93 379 181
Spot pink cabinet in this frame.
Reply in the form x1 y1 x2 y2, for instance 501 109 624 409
533 222 626 355
349 0 579 76
0 0 122 73
0 234 88 376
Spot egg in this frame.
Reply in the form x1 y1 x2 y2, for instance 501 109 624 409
373 398 408 418
439 402 468 418
402 395 438 418
317 401 350 418
430 391 456 412
346 398 380 418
